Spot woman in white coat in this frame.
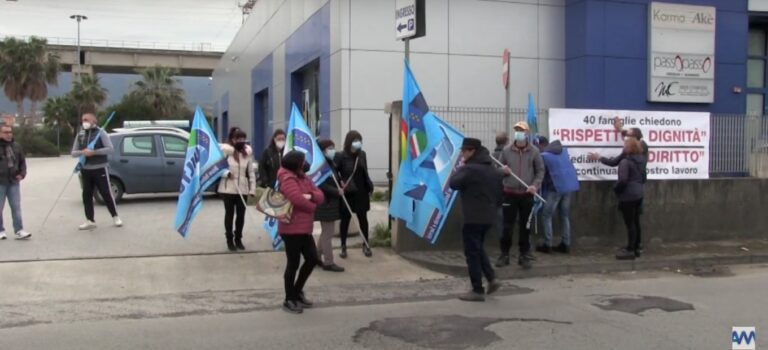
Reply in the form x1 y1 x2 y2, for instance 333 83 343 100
218 127 257 251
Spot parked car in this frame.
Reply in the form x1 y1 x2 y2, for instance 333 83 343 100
96 129 217 203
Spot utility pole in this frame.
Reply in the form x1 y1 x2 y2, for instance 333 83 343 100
69 14 88 82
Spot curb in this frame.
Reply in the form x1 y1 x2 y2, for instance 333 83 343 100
401 251 768 279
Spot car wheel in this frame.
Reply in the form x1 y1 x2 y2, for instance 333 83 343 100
95 177 125 205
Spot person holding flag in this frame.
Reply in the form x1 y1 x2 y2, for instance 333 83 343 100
71 113 122 231
217 126 256 251
496 121 544 270
449 138 503 302
337 130 374 259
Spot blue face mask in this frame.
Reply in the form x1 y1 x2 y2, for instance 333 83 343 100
514 131 526 142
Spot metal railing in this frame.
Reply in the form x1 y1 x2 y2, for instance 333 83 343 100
430 106 768 178
3 35 226 53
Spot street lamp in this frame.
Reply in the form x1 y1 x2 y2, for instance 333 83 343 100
69 14 88 82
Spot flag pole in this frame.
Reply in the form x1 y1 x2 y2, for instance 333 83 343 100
233 182 266 238
330 171 371 249
39 171 78 232
489 155 546 203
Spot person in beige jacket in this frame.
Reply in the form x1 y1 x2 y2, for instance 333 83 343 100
218 127 257 251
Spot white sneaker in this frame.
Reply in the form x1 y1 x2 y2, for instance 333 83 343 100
14 230 31 240
0 231 6 240
113 216 123 227
78 221 97 230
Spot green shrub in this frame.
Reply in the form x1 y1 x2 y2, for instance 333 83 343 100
371 190 390 202
14 126 60 157
370 223 391 248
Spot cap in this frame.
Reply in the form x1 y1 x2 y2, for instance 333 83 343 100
461 138 482 150
513 121 530 131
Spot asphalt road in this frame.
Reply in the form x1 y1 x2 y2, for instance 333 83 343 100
1 264 765 350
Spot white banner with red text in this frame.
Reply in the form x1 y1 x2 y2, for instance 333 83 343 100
548 108 710 181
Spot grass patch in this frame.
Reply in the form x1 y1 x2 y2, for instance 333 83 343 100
371 190 390 202
370 223 391 248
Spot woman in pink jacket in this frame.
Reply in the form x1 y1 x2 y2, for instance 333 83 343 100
277 150 325 314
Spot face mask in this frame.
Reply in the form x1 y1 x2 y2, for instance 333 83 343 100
234 141 246 151
82 122 93 130
275 140 285 150
325 149 336 159
302 162 311 173
624 136 631 142
513 131 526 142
351 141 362 151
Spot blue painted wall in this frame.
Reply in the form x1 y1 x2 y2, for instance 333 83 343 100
284 3 331 138
252 53 273 155
565 0 748 113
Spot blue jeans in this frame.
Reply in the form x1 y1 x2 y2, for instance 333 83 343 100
0 182 23 233
542 192 571 246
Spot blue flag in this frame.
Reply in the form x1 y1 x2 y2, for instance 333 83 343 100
526 93 544 230
174 106 228 238
527 93 539 145
73 111 115 173
390 60 464 244
263 103 332 250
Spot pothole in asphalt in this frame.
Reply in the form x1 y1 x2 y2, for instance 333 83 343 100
593 295 694 315
353 315 571 349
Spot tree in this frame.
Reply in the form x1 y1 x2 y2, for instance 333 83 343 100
132 65 186 119
42 95 78 132
0 37 29 116
25 37 62 117
0 37 62 118
70 73 108 114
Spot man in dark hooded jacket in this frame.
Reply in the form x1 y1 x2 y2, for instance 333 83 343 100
449 138 504 302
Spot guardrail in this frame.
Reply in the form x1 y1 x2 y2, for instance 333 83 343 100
3 35 226 53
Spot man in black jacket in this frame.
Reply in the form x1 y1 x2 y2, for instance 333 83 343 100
0 123 31 240
449 138 504 302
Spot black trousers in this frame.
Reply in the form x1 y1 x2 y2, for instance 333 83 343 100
81 168 118 221
463 224 495 293
340 206 369 247
500 194 534 255
281 234 319 302
619 199 642 252
221 194 246 240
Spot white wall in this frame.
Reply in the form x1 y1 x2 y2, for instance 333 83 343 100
339 0 566 181
214 0 566 183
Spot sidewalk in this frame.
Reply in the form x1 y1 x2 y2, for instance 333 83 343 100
400 238 768 279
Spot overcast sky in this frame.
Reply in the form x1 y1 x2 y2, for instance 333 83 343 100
0 0 243 50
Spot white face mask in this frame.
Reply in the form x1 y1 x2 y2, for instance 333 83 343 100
351 141 362 151
325 149 336 159
513 131 526 142
275 140 285 150
82 122 93 130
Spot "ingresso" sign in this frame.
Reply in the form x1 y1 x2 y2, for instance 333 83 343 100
648 2 716 104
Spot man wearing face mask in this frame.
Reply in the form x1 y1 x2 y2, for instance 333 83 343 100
71 113 122 231
496 121 544 270
0 123 31 240
337 130 374 259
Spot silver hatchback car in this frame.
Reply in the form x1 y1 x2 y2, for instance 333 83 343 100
99 128 194 203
